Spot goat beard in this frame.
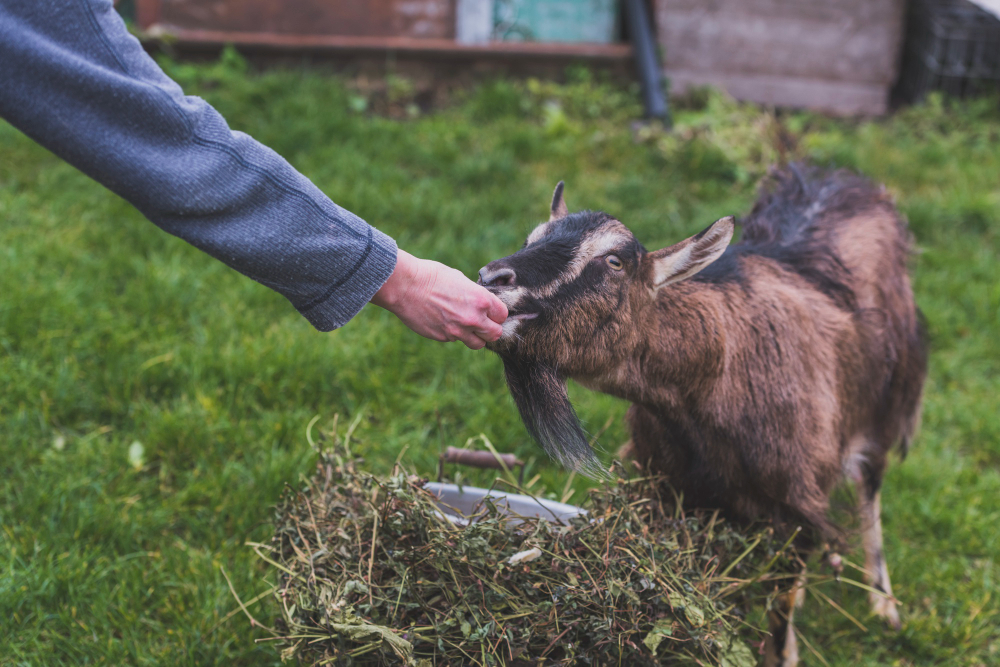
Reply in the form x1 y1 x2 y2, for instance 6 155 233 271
497 353 609 481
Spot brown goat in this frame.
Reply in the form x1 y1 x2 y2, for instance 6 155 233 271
480 166 927 666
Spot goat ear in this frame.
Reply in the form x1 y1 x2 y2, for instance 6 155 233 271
549 181 568 221
649 216 735 288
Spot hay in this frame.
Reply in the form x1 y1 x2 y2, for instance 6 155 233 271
257 441 797 666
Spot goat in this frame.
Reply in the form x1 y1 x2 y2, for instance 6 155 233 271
479 166 927 666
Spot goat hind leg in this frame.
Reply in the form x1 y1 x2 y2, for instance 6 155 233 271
849 438 901 629
763 574 805 667
861 491 901 629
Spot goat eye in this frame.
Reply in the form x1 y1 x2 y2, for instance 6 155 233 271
605 255 623 270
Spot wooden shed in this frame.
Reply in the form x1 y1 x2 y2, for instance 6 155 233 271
654 0 908 115
134 0 633 66
135 0 909 116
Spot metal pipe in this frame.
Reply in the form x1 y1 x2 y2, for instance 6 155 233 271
624 0 670 124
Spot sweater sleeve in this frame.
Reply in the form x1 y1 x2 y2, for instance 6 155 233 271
0 0 397 332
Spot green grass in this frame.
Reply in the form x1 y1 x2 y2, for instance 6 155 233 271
1 53 997 665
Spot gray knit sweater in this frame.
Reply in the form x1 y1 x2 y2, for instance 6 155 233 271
0 0 398 331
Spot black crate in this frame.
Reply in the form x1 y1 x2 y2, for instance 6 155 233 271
895 0 1000 102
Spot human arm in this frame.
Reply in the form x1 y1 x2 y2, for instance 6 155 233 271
0 0 389 331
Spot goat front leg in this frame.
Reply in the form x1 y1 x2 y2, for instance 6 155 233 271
616 439 636 463
861 490 901 629
763 573 805 667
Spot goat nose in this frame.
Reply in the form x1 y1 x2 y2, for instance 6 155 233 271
478 265 516 288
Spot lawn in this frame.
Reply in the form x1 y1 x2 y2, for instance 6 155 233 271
1 51 998 665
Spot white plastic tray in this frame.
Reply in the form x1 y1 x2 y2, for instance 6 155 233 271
423 482 587 526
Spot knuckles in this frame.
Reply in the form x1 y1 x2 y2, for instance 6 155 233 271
474 293 496 311
459 315 482 329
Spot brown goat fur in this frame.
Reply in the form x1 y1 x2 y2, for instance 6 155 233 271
480 165 927 661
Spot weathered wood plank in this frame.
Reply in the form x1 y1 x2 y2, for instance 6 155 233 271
144 0 456 39
655 0 906 114
666 68 892 115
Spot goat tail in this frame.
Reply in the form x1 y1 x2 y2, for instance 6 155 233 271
499 355 611 481
742 162 890 246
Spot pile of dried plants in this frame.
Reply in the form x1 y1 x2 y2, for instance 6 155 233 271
253 439 800 666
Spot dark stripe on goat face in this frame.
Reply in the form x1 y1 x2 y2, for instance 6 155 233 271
525 233 642 316
509 211 622 287
502 235 580 289
546 259 628 316
490 213 636 297
525 210 615 249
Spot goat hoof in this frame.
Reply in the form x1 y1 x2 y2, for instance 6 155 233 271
871 594 902 631
763 631 799 667
763 645 799 667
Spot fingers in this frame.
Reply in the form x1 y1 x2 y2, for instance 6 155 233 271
449 324 486 349
455 316 502 349
482 290 508 324
476 317 504 341
452 284 505 348
461 334 487 350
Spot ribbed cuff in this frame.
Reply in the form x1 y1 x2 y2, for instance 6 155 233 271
297 227 398 332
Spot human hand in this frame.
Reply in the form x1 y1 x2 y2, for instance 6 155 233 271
371 250 508 350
